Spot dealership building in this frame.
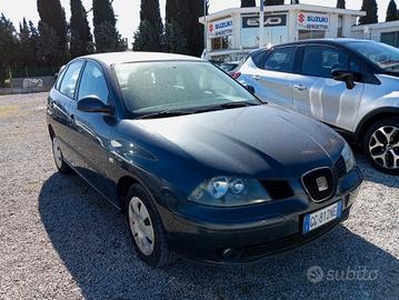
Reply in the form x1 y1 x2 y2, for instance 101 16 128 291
200 4 399 61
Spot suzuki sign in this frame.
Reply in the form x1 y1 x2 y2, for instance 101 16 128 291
297 12 329 30
208 18 233 38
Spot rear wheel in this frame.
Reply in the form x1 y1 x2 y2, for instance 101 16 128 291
126 184 172 267
363 117 399 175
51 136 72 174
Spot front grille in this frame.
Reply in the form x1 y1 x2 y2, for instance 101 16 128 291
301 167 335 202
334 156 347 178
261 180 294 200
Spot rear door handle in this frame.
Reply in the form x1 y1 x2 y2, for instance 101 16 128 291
252 75 261 80
294 84 307 91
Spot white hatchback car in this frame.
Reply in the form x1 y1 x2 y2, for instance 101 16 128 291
236 39 399 175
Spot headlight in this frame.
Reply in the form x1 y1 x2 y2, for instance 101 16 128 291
341 143 356 172
188 177 271 207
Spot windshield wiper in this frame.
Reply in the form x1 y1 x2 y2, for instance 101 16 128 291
220 101 259 108
135 110 193 119
193 101 260 113
136 101 260 119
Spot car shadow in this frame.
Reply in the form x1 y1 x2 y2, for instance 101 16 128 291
39 173 399 300
354 150 399 188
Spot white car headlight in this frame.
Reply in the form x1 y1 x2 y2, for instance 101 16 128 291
341 142 356 172
188 177 271 207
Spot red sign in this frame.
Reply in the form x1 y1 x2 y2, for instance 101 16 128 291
298 13 305 24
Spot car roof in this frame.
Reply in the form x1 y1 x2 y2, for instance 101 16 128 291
80 51 202 66
267 38 379 49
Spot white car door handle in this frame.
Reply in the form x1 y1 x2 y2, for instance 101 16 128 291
294 84 307 91
252 75 261 80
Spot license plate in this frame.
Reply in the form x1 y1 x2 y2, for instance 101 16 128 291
303 201 343 234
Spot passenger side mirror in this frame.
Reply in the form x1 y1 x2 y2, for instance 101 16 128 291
331 69 362 90
243 84 255 94
77 96 112 114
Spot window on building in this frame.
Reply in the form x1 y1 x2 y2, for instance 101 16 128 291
381 31 399 48
262 47 296 73
211 36 232 51
298 30 325 40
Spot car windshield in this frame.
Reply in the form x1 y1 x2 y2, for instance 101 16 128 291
113 60 258 116
346 41 399 73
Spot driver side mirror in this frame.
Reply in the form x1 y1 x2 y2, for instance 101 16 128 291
77 96 112 114
331 69 362 90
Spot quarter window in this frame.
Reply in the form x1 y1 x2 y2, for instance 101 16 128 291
78 61 109 104
59 60 84 98
262 47 296 73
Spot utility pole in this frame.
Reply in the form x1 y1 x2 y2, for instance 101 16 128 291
204 0 207 54
259 0 265 48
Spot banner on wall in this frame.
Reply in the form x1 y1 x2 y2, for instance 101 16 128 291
242 14 287 28
297 12 329 30
208 18 233 38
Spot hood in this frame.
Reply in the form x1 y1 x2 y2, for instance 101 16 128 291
135 105 344 178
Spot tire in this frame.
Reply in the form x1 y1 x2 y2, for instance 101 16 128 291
363 117 399 175
126 184 172 267
51 136 72 174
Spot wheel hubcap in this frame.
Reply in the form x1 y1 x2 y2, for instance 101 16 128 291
52 137 63 169
369 125 399 170
128 197 155 256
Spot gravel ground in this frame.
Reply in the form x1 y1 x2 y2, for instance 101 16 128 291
0 92 398 300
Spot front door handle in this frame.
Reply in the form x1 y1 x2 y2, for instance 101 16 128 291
294 84 307 91
252 75 261 80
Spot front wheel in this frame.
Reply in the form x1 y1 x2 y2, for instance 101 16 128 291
363 117 399 175
126 184 172 267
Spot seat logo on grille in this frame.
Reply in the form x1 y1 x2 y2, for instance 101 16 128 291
316 176 329 192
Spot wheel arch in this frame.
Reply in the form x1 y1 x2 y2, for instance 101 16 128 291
117 176 139 212
48 124 55 140
117 175 161 214
355 107 399 143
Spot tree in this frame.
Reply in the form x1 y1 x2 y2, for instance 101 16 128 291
186 0 206 56
18 18 39 69
0 14 18 86
70 0 94 58
241 0 255 7
336 0 346 9
37 0 68 65
386 0 399 21
93 0 125 52
37 22 65 69
134 0 163 51
359 0 378 24
166 0 179 23
133 20 162 51
164 20 188 53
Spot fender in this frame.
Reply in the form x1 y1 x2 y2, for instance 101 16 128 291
354 107 399 142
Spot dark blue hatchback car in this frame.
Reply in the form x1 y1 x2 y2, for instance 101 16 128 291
47 52 363 266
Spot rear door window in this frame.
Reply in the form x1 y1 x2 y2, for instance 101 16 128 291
262 47 296 73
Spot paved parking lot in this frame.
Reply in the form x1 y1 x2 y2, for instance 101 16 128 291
0 93 398 299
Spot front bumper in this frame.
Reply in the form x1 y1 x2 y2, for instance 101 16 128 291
160 168 362 265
